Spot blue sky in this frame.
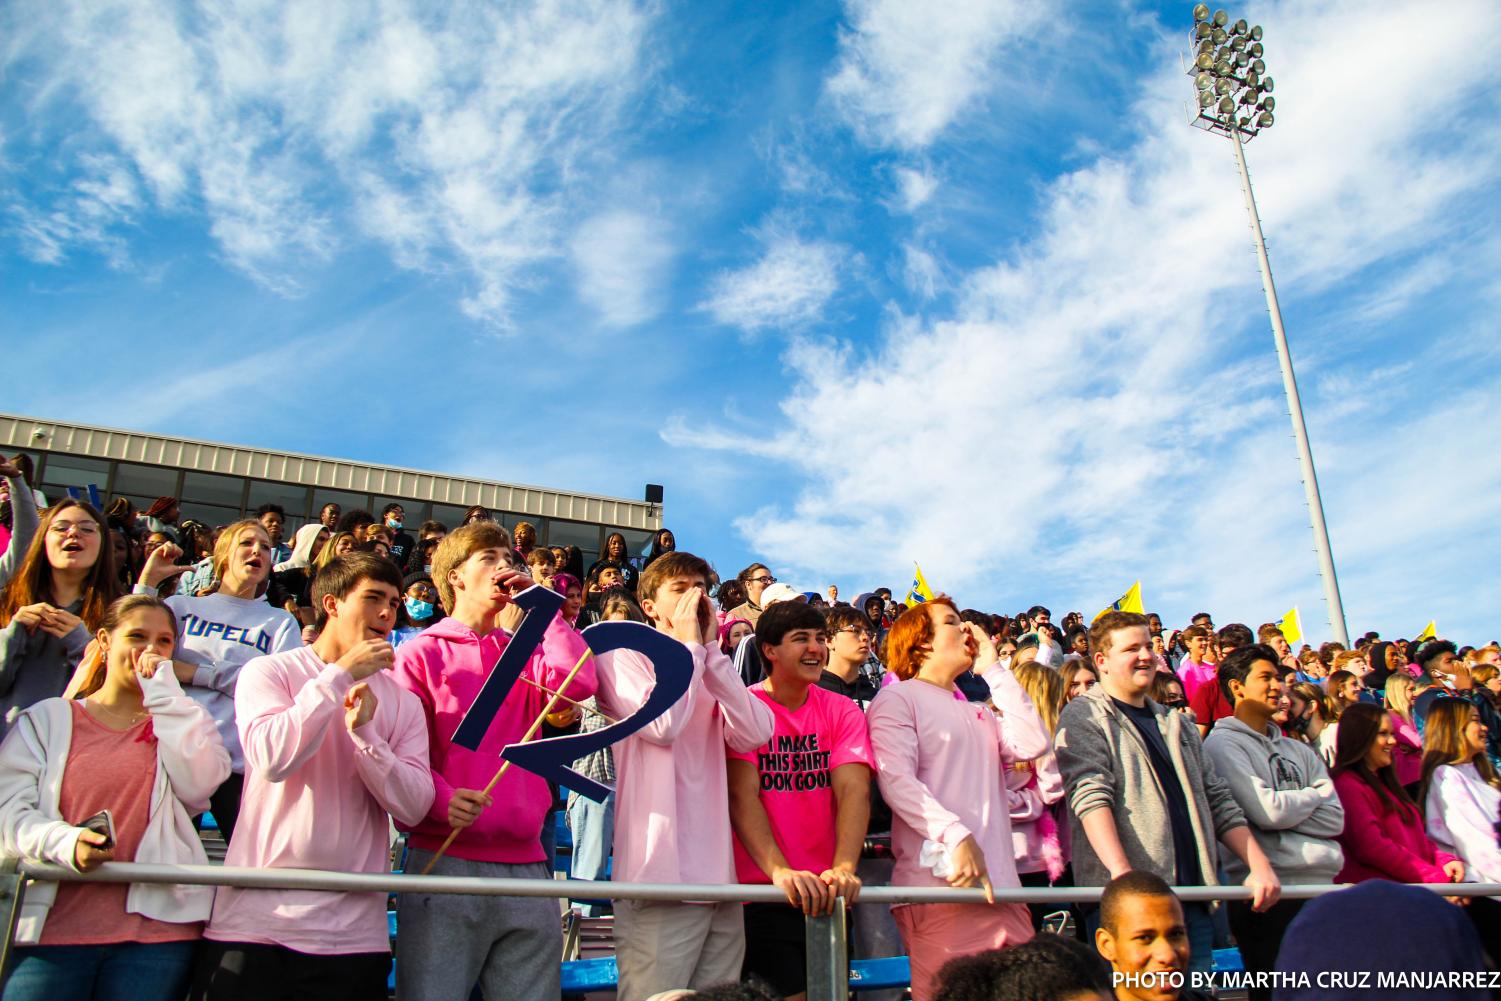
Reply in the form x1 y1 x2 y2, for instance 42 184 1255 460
4 0 1500 643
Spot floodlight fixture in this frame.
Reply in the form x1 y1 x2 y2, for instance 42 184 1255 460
1183 11 1349 646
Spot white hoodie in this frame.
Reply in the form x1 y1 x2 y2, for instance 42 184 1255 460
0 667 231 943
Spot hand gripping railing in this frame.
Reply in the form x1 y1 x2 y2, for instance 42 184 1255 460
4 860 1499 1000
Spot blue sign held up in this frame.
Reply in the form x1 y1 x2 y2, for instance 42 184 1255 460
449 584 694 804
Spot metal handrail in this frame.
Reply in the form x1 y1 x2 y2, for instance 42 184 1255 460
5 861 1499 1001
13 860 1501 902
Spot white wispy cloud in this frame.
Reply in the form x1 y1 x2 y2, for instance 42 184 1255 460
2 0 656 325
700 228 844 332
570 209 676 328
825 0 1046 149
675 0 1501 639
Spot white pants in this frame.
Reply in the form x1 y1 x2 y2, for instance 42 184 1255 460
614 899 744 1001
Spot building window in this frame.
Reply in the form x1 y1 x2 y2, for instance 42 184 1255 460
112 462 183 513
37 453 111 505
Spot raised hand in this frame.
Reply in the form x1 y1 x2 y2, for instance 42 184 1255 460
345 682 378 731
336 638 395 681
139 542 189 588
669 586 707 645
963 622 999 670
0 456 21 479
132 648 171 680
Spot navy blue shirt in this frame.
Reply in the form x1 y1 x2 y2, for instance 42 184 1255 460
1113 698 1204 887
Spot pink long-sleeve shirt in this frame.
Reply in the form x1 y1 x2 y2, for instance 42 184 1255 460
393 613 593 863
869 671 1052 892
595 641 774 886
207 647 433 955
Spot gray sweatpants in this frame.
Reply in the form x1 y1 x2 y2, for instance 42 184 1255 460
396 851 560 1001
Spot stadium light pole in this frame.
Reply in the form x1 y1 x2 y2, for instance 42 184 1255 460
1187 6 1349 646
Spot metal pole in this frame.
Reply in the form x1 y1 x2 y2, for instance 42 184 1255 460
805 896 849 1001
1228 120 1350 646
0 859 25 994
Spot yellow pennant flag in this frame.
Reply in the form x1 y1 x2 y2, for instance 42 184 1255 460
906 562 936 605
1415 620 1437 642
1093 581 1144 622
1277 607 1302 646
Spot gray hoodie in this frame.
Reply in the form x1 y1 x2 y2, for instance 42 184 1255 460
1203 715 1345 883
1056 684 1246 888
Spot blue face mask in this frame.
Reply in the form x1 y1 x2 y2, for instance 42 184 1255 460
388 519 404 530
405 598 434 620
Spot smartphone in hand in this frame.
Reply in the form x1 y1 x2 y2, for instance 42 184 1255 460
79 809 116 850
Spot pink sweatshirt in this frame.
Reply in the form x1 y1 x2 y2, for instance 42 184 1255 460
595 641 774 886
208 647 433 955
868 672 1051 892
1333 769 1458 885
393 613 593 863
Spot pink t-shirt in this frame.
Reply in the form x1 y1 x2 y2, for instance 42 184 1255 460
44 704 200 945
729 683 874 884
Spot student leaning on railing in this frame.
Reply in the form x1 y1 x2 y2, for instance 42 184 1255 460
0 593 230 1001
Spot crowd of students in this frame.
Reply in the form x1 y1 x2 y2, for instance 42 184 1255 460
0 463 1498 1001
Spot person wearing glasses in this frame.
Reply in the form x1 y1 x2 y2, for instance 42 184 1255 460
819 605 882 706
1202 645 1343 1001
0 499 122 740
728 563 776 628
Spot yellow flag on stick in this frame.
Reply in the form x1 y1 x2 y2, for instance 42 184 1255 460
1093 581 1144 622
906 563 936 605
1277 607 1302 646
1415 620 1437 642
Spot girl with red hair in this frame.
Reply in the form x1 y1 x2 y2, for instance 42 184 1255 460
867 598 1051 1000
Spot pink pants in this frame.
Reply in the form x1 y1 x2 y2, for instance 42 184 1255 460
893 901 1034 1001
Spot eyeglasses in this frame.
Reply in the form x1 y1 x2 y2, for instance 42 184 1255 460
749 575 777 585
836 627 872 639
49 521 100 537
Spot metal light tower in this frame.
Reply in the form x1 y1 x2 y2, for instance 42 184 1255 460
1187 5 1350 646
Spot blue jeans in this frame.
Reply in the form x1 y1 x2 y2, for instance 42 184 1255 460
4 940 196 1001
566 791 615 916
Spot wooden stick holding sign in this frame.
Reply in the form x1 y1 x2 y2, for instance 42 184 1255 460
420 646 593 875
519 675 619 724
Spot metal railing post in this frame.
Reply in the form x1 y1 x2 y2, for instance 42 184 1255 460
805 896 848 1001
0 857 27 993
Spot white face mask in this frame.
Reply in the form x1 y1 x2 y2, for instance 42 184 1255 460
424 564 432 574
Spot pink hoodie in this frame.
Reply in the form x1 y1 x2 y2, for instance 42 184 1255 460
393 613 593 863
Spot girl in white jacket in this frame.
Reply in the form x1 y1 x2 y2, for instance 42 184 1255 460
1420 697 1501 965
0 593 230 1001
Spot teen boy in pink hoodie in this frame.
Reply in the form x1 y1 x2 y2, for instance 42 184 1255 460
594 551 775 999
193 552 433 1001
392 521 592 1001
